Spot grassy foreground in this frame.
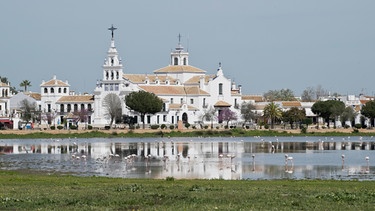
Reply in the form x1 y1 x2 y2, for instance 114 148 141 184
1 127 375 139
0 171 374 210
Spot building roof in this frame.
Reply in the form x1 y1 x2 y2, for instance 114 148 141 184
139 85 209 96
57 95 94 103
123 74 177 84
281 101 301 107
214 100 231 107
169 104 199 111
154 65 206 74
26 92 41 101
41 78 69 87
184 75 214 84
241 95 264 102
0 82 9 87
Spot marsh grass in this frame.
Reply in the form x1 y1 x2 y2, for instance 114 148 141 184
2 128 375 139
0 170 374 210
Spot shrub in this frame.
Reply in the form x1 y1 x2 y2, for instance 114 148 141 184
136 125 140 129
169 125 175 130
352 128 359 133
362 125 367 129
57 125 63 130
161 124 166 129
166 176 175 181
87 125 93 130
300 126 307 134
192 125 196 129
344 124 350 129
129 125 135 130
104 126 110 130
185 123 190 129
50 126 55 130
150 125 159 130
354 124 362 129
70 125 78 130
204 125 209 129
264 124 269 129
224 125 229 129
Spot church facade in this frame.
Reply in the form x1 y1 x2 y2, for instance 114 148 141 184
91 27 244 128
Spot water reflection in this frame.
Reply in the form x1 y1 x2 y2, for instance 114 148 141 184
0 136 374 180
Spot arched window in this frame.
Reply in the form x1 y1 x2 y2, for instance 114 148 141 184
219 83 223 95
81 104 85 111
174 57 178 65
51 88 54 93
88 104 92 111
44 88 48 93
60 104 64 112
67 104 71 112
183 58 187 65
58 88 61 93
74 104 78 112
63 88 67 93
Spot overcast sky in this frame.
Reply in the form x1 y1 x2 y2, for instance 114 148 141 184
1 1 374 96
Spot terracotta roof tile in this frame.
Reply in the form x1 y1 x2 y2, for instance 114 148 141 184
57 95 94 103
282 101 301 107
41 79 69 87
0 82 9 87
26 93 41 101
154 65 206 73
214 100 231 107
241 95 264 102
168 104 199 111
139 85 209 96
123 74 177 84
185 75 214 84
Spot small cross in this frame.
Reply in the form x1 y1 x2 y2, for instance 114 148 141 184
108 24 117 39
178 33 182 44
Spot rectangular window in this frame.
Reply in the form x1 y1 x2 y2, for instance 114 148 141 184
180 98 183 104
104 84 109 91
219 83 223 95
170 98 174 104
190 99 194 104
163 115 167 122
114 84 119 91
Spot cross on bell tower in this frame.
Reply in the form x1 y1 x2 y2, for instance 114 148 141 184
108 24 117 39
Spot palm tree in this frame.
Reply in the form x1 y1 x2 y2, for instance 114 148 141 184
20 80 32 92
263 102 282 129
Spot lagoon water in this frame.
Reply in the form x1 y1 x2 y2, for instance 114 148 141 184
0 136 374 180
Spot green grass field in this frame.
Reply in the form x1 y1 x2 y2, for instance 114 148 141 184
0 170 374 210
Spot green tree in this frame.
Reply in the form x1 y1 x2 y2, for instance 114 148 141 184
19 80 32 92
125 91 163 129
361 100 375 127
263 102 282 129
264 88 295 102
103 93 122 128
329 100 345 128
311 100 345 128
282 107 306 129
240 102 257 127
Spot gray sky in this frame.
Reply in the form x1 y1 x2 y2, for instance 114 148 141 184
1 0 374 96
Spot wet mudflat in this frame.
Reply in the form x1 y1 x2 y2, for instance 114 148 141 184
0 136 374 180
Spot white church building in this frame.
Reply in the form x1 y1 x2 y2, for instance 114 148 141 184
91 26 244 128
